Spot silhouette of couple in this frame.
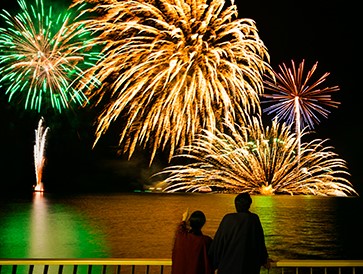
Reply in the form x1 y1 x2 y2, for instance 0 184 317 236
171 193 272 274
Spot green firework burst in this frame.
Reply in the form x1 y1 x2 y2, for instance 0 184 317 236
0 0 100 112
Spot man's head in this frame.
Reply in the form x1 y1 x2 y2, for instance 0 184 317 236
235 192 252 212
189 210 206 230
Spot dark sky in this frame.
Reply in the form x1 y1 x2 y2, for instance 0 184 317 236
0 0 361 194
237 1 362 191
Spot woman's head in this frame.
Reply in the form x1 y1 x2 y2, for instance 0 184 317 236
189 210 206 231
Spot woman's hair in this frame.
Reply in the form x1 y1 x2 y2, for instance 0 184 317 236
189 210 206 231
235 192 252 212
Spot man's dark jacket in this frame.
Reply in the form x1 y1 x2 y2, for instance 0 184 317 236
208 211 268 274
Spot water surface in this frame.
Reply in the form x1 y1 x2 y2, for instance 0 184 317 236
0 192 362 260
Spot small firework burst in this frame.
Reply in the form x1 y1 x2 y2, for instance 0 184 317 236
262 59 340 132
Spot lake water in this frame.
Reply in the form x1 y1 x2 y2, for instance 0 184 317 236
0 192 362 260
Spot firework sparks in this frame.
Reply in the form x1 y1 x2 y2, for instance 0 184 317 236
0 0 100 113
157 117 357 196
262 59 340 133
72 0 271 162
34 117 49 192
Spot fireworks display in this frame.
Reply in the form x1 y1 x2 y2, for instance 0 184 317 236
71 0 271 162
34 117 49 192
157 117 357 196
262 59 340 133
0 0 100 112
0 0 355 196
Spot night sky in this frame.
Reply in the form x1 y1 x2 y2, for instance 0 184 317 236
237 1 362 193
0 0 361 194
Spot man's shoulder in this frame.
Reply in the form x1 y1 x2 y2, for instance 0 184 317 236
223 212 237 218
203 234 213 242
223 211 260 220
222 212 240 220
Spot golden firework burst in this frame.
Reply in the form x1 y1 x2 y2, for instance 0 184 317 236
72 0 272 162
157 117 357 196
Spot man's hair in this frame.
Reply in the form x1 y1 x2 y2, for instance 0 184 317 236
189 210 206 230
235 192 252 212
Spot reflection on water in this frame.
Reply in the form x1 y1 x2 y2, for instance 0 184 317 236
254 195 354 259
30 192 47 256
0 192 362 260
0 192 110 258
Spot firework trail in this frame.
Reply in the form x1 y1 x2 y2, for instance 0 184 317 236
34 117 49 192
157 116 357 196
262 59 340 134
72 0 271 162
0 0 100 113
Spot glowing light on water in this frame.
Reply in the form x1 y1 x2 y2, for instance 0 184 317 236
0 0 100 112
72 0 271 162
157 117 357 196
33 117 49 192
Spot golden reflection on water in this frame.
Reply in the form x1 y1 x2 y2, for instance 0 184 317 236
30 192 47 257
65 193 363 259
